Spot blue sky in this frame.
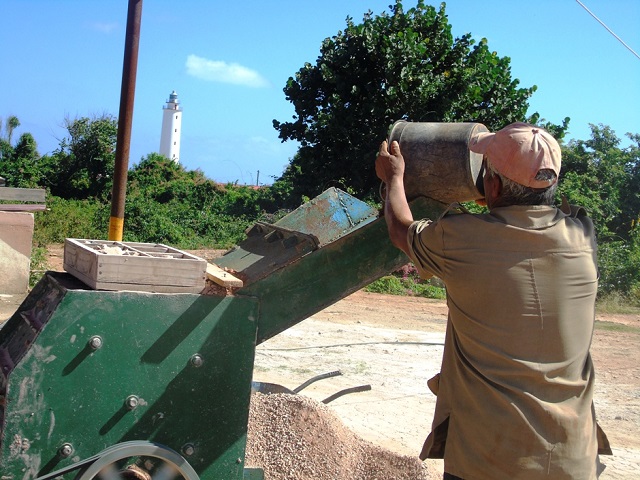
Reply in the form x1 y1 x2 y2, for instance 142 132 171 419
3 1 639 186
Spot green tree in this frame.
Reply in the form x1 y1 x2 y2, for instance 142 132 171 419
620 132 640 238
1 133 42 187
47 114 117 199
560 124 639 241
559 125 640 298
121 153 269 247
128 153 281 218
2 115 20 145
273 0 557 203
0 116 19 164
0 139 10 166
128 153 224 207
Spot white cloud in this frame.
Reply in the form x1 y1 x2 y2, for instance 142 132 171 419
90 22 119 34
185 54 270 88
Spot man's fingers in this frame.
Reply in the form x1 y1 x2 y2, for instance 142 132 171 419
389 140 401 156
378 140 389 157
375 141 389 181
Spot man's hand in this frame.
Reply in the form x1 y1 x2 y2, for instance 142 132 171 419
374 140 413 255
375 140 405 184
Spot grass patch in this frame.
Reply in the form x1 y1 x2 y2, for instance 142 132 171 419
596 291 640 315
351 361 370 374
594 321 640 334
265 365 316 377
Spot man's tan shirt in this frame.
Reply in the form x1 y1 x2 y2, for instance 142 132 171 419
407 204 607 479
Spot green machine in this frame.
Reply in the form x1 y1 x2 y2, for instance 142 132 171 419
0 187 445 480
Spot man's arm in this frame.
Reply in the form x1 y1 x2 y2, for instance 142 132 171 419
375 140 414 255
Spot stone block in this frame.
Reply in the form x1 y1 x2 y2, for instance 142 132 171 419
0 212 34 294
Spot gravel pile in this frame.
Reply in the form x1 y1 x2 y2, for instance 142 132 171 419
246 392 433 480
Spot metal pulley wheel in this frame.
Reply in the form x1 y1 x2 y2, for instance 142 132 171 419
74 441 199 480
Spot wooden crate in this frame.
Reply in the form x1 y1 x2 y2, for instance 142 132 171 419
63 239 207 293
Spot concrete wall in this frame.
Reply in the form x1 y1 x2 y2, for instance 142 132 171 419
0 212 34 294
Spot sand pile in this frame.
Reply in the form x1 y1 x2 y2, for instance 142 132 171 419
246 392 434 480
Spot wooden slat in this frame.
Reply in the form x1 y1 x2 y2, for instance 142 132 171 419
0 187 46 202
206 263 244 288
64 255 206 286
0 204 47 211
90 262 206 286
65 265 204 293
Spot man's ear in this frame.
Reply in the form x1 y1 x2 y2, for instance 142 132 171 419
490 174 503 199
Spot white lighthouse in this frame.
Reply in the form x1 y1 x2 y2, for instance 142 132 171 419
159 90 182 162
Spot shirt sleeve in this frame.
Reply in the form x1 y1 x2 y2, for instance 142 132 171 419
406 219 446 280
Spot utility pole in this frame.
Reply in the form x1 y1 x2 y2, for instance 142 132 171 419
109 0 143 241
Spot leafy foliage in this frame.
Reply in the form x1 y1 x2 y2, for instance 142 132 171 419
366 264 446 299
33 196 104 245
6 115 639 304
45 115 118 199
273 0 560 203
0 115 45 187
597 236 640 300
0 115 21 145
0 133 44 187
559 125 640 299
115 154 285 247
29 246 48 288
1 8 638 308
560 125 639 239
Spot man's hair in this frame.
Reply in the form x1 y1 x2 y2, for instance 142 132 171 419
486 160 557 206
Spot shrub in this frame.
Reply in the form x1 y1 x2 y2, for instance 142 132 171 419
597 237 640 298
29 246 48 288
365 263 446 299
33 196 104 244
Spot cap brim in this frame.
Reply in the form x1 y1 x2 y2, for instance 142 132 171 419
469 131 495 154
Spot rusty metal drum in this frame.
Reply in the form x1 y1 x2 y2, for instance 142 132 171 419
387 120 488 203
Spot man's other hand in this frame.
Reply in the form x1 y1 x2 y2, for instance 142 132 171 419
375 140 405 184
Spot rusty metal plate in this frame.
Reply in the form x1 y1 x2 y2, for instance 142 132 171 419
274 187 378 246
215 188 378 286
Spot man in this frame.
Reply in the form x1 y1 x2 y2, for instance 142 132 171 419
375 122 610 479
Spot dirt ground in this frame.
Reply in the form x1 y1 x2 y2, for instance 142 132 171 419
1 246 638 478
250 291 640 479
